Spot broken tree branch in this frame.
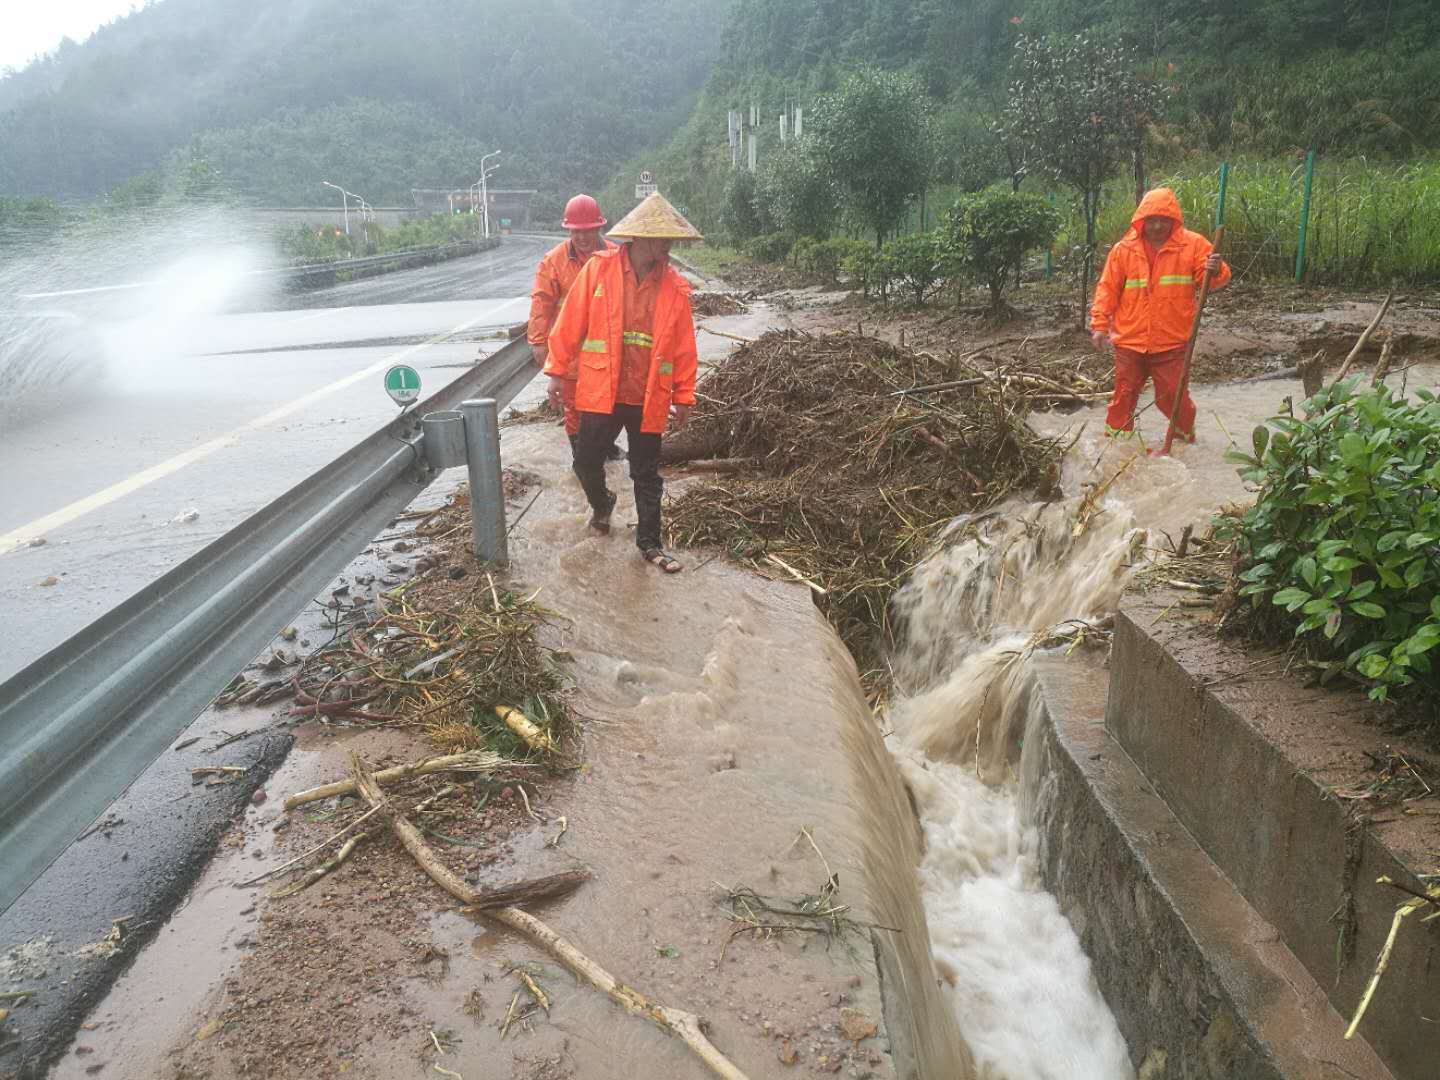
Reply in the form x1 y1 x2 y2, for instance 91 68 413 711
347 751 745 1080
489 906 750 1080
1332 289 1395 385
271 832 370 898
1369 338 1396 387
284 751 503 809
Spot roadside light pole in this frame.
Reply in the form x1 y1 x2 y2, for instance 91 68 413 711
479 150 501 239
321 181 372 243
321 180 350 236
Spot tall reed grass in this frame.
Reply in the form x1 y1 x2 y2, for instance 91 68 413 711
1056 157 1440 286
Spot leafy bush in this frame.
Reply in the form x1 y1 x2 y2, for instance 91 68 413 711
1224 380 1440 701
792 236 869 283
744 232 794 265
842 246 889 299
812 238 870 283
880 233 949 305
721 169 764 245
942 190 1060 312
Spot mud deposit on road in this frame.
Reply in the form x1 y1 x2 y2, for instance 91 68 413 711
55 415 896 1080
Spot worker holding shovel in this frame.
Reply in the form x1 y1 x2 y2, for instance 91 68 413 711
1090 187 1229 444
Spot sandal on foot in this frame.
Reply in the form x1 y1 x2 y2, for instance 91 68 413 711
589 492 617 534
642 548 683 574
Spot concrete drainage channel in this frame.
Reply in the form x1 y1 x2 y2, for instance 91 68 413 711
1023 595 1434 1080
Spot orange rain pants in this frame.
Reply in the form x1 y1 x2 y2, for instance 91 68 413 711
1105 345 1196 440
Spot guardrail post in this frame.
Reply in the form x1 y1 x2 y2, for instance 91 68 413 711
460 399 508 565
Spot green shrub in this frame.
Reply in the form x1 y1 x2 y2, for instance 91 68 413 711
841 246 888 299
880 232 949 305
811 237 869 283
942 190 1060 311
790 236 819 274
744 232 794 264
1224 380 1440 701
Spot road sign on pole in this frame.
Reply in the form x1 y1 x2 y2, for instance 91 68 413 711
384 364 422 406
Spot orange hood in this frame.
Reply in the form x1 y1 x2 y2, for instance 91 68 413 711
1129 187 1185 238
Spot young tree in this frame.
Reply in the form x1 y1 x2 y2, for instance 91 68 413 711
943 190 1060 314
1003 34 1164 322
810 66 932 248
753 137 839 240
881 233 948 306
720 168 764 244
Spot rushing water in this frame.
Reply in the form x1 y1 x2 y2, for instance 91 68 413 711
852 436 1214 1079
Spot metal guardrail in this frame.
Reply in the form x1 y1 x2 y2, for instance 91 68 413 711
0 338 537 912
284 240 494 285
15 240 497 301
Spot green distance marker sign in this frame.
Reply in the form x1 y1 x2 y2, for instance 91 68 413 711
384 364 422 405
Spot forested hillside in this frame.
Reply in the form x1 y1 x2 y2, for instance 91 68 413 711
603 0 1440 236
0 0 726 213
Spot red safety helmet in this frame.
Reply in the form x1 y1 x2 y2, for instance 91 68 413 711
561 194 606 231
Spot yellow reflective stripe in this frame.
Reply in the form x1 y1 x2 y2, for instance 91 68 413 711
1157 274 1193 285
592 283 604 297
580 339 606 353
1123 278 1148 289
622 331 654 348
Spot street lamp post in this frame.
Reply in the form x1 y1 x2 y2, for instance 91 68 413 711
321 181 373 245
478 150 501 239
320 180 350 236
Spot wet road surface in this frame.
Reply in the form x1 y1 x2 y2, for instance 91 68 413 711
0 238 552 1077
0 235 551 684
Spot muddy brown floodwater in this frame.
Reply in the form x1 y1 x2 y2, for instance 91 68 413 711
46 279 1440 1080
50 309 935 1080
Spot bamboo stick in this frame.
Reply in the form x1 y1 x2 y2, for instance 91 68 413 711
283 751 502 810
347 752 747 1079
1332 289 1395 385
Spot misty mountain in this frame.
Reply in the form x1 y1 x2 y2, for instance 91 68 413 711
0 0 727 211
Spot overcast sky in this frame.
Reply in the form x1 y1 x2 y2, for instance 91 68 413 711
0 0 147 73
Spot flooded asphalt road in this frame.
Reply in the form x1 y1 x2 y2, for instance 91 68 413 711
0 237 551 1078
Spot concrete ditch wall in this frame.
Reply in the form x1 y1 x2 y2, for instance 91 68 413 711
1106 593 1438 1080
1023 659 1393 1080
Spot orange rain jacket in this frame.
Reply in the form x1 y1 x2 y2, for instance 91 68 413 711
527 238 617 350
1090 188 1231 354
544 247 698 435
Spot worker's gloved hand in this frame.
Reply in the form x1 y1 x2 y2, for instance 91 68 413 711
670 404 692 431
531 344 547 370
1090 330 1111 353
546 375 568 410
1204 253 1222 275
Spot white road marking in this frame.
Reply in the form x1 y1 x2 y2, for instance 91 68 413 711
282 307 348 324
0 297 526 556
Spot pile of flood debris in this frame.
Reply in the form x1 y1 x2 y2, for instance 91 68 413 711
666 329 1061 683
690 291 751 318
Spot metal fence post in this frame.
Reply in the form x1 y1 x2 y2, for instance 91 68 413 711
461 398 508 565
1295 150 1315 283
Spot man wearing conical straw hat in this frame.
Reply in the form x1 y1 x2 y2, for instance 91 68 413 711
545 192 702 574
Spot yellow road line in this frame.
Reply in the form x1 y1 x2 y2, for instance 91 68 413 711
0 297 526 556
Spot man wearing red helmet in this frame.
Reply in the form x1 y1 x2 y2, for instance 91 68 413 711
528 194 620 457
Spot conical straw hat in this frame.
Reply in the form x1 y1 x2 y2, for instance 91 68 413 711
607 192 704 241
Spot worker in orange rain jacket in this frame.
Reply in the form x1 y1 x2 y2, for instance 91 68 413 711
1090 187 1230 442
527 194 620 457
544 192 701 574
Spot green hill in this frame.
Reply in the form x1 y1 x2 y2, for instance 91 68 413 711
601 0 1440 235
0 0 726 215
